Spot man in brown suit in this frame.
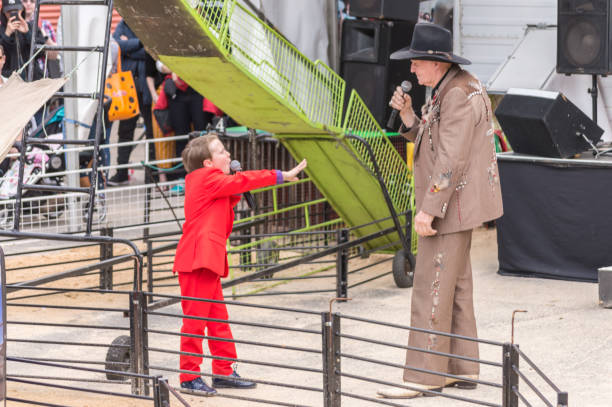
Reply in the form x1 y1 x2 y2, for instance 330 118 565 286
377 23 503 399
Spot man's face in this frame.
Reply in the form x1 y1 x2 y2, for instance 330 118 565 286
410 59 439 88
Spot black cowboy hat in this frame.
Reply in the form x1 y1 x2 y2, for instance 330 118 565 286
390 22 471 65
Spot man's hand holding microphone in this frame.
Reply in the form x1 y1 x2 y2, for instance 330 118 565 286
388 81 416 130
389 82 437 237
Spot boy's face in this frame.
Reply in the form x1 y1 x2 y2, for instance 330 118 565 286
204 139 231 175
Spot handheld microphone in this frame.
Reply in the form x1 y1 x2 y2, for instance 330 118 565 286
230 160 257 211
386 81 413 129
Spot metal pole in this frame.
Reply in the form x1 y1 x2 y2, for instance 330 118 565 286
502 343 519 407
153 377 170 407
557 391 568 407
321 312 341 407
0 247 7 405
129 291 148 395
589 74 598 124
336 229 349 299
147 240 154 300
144 167 153 241
99 227 113 290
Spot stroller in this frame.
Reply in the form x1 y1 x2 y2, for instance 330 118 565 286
0 106 106 229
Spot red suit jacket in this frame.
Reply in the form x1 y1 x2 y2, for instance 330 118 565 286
173 166 278 277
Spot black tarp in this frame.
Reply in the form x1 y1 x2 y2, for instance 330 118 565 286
496 156 612 282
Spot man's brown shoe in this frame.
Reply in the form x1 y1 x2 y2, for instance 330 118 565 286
444 374 479 389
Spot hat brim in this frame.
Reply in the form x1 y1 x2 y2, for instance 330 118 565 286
3 4 23 12
390 47 471 65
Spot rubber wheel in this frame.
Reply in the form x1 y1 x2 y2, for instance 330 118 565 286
105 335 131 381
392 250 416 288
256 241 280 279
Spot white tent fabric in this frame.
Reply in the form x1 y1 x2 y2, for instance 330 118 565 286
0 73 67 162
248 0 338 69
60 5 112 141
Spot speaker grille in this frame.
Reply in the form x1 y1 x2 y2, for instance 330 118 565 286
563 18 603 66
557 0 611 75
559 0 607 13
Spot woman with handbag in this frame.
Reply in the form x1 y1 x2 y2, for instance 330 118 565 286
153 68 215 185
107 19 158 186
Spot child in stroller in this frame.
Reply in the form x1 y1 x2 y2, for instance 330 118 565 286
0 104 107 229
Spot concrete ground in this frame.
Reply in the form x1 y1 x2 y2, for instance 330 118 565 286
5 226 611 406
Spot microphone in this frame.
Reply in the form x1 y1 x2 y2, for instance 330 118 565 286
386 81 413 129
230 160 257 211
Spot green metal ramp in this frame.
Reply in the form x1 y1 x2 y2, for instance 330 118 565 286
115 0 413 251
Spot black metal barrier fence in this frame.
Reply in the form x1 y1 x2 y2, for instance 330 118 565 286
3 272 568 405
6 357 175 407
142 212 410 308
4 286 569 407
0 221 567 406
130 291 566 407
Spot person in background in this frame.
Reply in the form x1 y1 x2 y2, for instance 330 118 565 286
153 66 214 189
0 43 7 85
22 0 60 78
0 0 57 80
144 53 162 165
107 18 154 186
377 23 503 399
173 133 307 396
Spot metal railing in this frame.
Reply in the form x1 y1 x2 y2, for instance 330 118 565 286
2 237 567 407
343 90 412 218
504 344 568 407
193 0 345 131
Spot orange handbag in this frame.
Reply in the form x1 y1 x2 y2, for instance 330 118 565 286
104 47 140 121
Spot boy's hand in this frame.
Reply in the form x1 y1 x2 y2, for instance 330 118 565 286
282 159 307 182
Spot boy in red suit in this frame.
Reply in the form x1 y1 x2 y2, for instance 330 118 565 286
174 134 307 396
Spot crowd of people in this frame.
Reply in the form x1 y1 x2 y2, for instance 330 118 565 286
0 2 227 189
105 18 228 187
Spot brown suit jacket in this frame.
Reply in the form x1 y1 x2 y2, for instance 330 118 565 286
402 65 503 235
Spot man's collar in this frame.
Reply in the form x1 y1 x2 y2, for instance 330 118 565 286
433 65 460 97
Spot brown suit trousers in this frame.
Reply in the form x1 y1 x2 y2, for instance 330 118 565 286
403 230 479 386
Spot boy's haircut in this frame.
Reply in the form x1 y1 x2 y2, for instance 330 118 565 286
182 133 219 173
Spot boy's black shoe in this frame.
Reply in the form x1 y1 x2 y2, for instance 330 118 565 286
107 171 129 186
179 377 217 396
212 371 257 389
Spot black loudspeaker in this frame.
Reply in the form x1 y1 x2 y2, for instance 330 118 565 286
341 19 425 129
495 89 603 158
350 0 420 22
557 0 612 74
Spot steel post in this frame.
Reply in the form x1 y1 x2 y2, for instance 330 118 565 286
153 377 170 407
336 229 349 299
557 391 568 407
99 227 113 290
322 312 341 407
502 343 519 407
129 291 149 395
147 240 154 300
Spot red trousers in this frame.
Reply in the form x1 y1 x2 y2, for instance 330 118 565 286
178 268 237 383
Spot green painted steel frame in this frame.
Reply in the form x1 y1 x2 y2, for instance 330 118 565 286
114 0 415 254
